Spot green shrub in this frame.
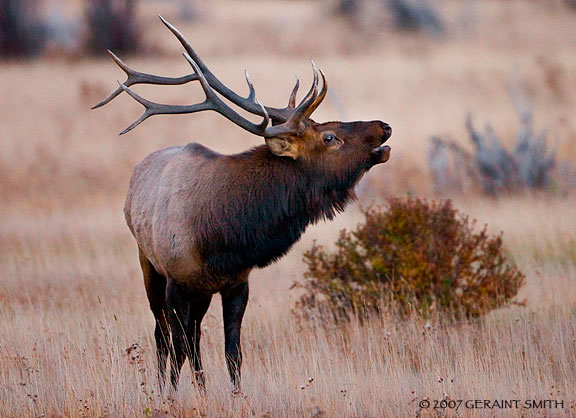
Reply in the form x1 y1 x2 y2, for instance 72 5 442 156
297 197 525 322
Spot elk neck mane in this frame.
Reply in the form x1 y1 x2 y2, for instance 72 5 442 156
197 144 366 276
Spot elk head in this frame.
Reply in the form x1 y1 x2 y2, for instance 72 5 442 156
93 16 392 178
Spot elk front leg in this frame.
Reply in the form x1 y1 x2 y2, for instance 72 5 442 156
221 280 249 390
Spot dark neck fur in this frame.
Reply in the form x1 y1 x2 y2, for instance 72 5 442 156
201 145 365 276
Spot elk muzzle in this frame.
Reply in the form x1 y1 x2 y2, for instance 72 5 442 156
371 144 391 164
369 122 392 165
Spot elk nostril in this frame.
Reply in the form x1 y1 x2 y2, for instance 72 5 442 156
383 123 392 136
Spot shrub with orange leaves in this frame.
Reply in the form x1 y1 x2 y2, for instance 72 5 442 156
297 197 525 322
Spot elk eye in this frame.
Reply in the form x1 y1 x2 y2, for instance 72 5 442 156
323 134 338 146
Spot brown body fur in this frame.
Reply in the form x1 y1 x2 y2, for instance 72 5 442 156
125 121 390 294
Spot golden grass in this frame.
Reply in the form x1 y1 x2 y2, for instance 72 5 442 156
2 200 576 417
1 0 576 416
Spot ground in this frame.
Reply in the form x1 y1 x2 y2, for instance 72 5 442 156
1 0 576 416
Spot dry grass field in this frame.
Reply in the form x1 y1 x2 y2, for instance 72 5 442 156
2 0 576 416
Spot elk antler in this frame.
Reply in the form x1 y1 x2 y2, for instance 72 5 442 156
90 50 199 110
93 16 328 137
115 53 270 135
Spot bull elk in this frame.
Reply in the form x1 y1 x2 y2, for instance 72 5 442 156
93 16 392 391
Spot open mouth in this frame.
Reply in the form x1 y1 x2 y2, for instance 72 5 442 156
370 144 391 164
369 127 392 164
373 128 392 153
372 144 390 153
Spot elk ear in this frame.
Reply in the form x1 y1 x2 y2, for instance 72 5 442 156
265 137 299 159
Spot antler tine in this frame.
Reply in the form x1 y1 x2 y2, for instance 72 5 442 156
293 61 319 117
117 82 154 134
288 76 300 108
117 81 212 135
159 17 254 108
182 53 270 133
92 52 132 110
117 54 270 136
255 99 270 129
262 63 325 138
303 69 328 118
159 15 300 122
244 71 256 102
92 50 198 110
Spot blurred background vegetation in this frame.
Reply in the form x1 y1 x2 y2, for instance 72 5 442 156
2 0 575 198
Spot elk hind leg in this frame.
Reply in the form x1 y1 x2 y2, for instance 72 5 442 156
166 279 212 390
138 248 169 389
